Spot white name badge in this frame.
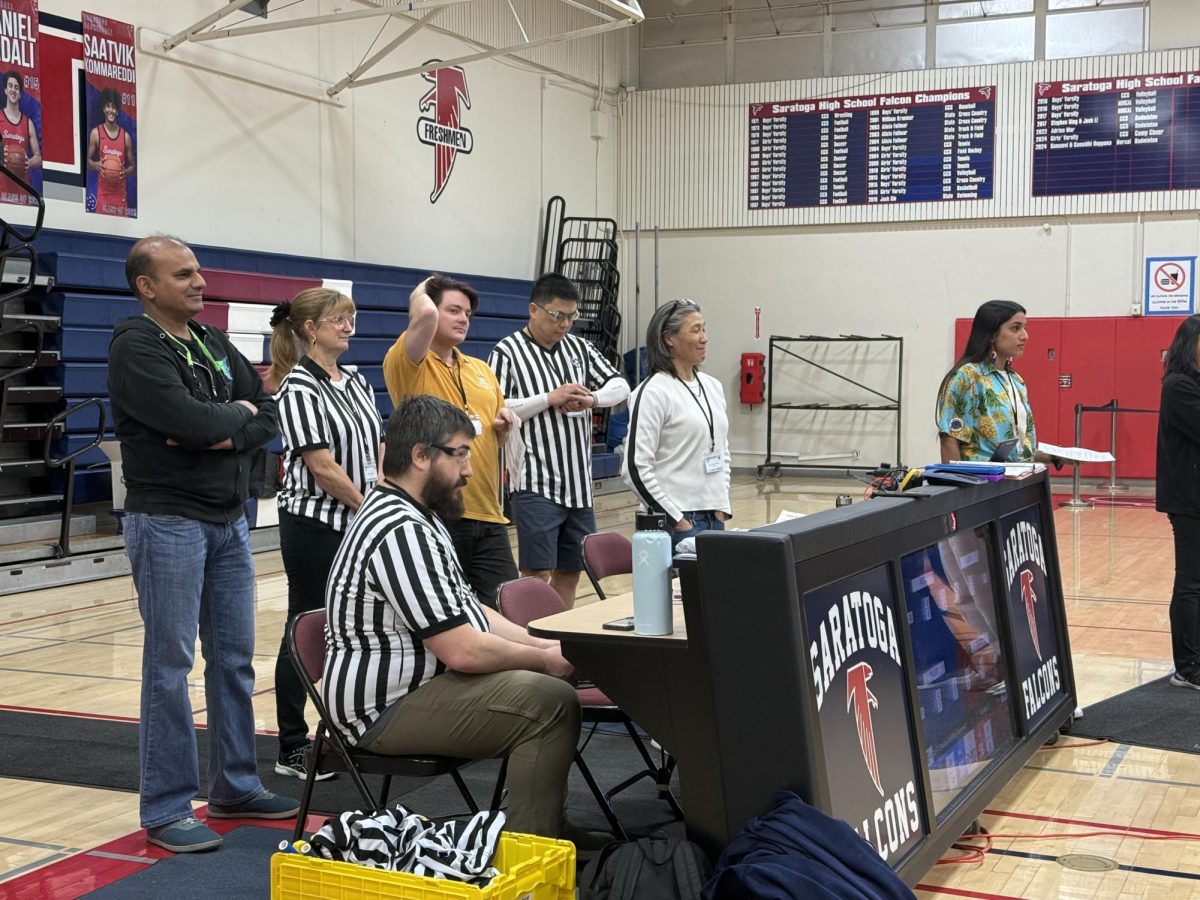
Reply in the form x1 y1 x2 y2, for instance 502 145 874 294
469 413 484 436
703 453 723 475
364 461 378 483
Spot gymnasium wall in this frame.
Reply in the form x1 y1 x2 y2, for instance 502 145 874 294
32 1 622 280
620 212 1197 473
616 38 1200 471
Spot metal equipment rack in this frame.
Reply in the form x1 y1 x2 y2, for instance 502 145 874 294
756 334 903 477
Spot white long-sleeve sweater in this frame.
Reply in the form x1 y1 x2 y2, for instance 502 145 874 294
620 370 731 524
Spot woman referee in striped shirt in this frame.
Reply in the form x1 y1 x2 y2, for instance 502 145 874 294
267 288 383 781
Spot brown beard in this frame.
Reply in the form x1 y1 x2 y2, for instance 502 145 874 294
425 469 466 523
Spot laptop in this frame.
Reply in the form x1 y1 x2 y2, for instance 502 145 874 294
989 438 1020 463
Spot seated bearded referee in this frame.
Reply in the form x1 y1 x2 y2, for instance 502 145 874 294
322 394 588 841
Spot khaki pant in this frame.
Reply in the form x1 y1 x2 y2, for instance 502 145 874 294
361 670 580 837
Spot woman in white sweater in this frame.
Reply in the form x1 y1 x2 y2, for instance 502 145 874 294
621 299 731 548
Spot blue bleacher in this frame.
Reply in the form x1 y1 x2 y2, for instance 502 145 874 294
33 228 533 507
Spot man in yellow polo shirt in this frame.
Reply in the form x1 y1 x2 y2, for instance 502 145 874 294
383 274 517 608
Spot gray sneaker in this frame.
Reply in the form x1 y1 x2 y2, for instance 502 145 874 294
207 789 300 819
146 816 223 853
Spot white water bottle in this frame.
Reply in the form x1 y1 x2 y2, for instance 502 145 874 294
632 514 673 635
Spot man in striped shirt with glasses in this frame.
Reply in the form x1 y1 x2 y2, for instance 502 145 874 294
489 274 629 607
323 395 582 841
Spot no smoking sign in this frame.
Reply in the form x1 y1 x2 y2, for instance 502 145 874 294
1145 256 1196 315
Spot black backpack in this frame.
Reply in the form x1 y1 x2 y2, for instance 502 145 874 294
580 835 712 900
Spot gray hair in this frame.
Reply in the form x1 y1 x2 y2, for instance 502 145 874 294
645 299 702 377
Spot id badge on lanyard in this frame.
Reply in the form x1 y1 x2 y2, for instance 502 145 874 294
468 413 483 436
703 452 723 475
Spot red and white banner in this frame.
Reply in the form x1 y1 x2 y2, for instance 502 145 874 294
83 11 136 217
0 0 42 206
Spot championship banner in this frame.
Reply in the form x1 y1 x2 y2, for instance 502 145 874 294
0 0 42 206
804 563 926 864
82 11 136 217
999 505 1066 729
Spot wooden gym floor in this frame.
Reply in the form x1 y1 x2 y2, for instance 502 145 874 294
0 473 1195 899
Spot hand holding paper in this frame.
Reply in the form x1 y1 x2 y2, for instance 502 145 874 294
1035 442 1115 464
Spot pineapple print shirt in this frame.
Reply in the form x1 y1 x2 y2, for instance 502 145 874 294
937 361 1037 462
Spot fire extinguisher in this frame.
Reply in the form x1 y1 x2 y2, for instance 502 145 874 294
740 352 765 405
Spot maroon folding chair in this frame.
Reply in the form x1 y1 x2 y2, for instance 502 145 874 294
286 609 495 841
499 576 681 838
580 531 632 600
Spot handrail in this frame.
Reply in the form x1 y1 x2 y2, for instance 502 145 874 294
0 321 45 384
0 243 40 308
539 195 566 276
1061 399 1157 509
0 160 47 246
43 398 107 558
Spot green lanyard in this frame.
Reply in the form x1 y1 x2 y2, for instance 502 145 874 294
143 314 230 383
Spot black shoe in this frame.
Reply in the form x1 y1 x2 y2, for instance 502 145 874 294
275 743 337 782
1170 671 1200 691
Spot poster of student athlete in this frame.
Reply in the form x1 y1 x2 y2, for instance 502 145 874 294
999 505 1066 729
0 0 43 206
804 563 926 866
83 11 136 217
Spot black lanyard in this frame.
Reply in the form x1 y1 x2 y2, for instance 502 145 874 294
680 375 715 451
449 356 469 410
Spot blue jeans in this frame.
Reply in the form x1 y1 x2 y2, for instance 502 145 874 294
125 513 263 827
671 510 725 549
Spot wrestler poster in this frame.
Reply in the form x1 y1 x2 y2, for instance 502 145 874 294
0 0 43 206
83 11 136 217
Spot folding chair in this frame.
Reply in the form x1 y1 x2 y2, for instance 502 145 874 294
499 577 682 838
286 609 498 841
580 531 633 600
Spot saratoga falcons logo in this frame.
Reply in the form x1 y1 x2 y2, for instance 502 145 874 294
1020 569 1041 660
416 61 474 204
846 661 884 797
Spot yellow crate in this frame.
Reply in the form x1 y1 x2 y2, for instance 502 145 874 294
270 831 575 900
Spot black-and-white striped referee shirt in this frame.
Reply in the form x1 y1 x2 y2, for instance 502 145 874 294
277 357 383 532
489 330 625 508
323 484 491 744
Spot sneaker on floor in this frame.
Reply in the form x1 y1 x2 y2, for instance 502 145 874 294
275 744 338 782
146 816 223 853
207 789 301 820
1169 672 1200 691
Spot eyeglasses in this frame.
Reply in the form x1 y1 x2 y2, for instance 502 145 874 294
431 443 472 461
540 307 581 323
321 314 356 329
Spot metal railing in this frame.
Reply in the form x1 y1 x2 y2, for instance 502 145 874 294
43 399 106 558
1060 399 1157 510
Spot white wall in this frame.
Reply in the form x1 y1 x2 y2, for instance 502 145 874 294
35 1 620 279
623 213 1200 469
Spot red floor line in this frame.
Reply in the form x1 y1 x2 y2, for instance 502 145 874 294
983 807 1200 839
915 885 1026 900
0 704 142 724
0 596 134 628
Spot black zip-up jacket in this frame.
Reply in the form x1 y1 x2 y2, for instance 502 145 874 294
108 314 279 523
1156 370 1200 518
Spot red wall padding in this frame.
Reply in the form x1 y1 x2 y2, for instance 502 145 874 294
951 315 1185 479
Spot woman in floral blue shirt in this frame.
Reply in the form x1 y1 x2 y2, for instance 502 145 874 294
936 300 1064 469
